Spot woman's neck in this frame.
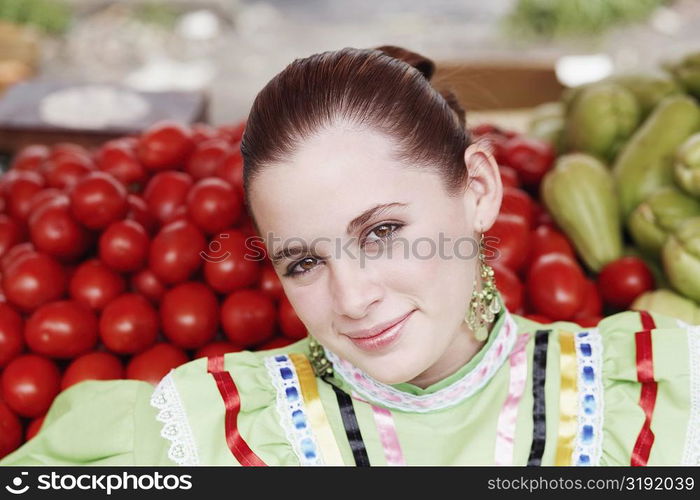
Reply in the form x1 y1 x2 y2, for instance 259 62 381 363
406 320 488 389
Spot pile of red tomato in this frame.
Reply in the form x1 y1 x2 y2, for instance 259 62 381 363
476 125 655 326
0 121 306 458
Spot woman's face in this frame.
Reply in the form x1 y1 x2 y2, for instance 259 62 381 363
248 124 502 385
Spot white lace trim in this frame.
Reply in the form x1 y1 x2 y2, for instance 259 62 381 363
324 309 519 413
149 372 200 466
572 329 604 466
264 354 323 465
682 325 700 465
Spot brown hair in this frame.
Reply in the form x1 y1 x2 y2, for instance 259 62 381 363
240 45 472 211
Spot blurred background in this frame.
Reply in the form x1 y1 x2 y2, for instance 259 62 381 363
2 0 699 124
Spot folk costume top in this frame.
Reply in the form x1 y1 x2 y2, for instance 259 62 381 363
2 293 699 466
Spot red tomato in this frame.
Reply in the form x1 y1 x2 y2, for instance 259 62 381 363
49 143 91 164
160 282 218 349
258 337 295 350
221 289 276 347
149 220 206 284
194 340 243 359
2 252 67 311
0 303 23 367
137 121 194 171
1 242 35 273
500 187 534 228
26 187 63 215
523 313 553 324
99 220 149 272
3 170 45 221
485 213 531 272
526 253 587 321
100 294 159 354
492 263 524 313
61 351 124 390
10 144 49 171
126 343 189 385
203 229 261 293
530 201 554 228
186 178 242 234
25 300 98 358
95 138 147 186
130 269 166 303
526 225 576 268
278 295 307 340
0 214 22 260
191 123 218 144
576 316 603 328
1 169 43 195
163 204 190 224
44 155 94 189
0 401 22 458
503 136 555 188
476 133 509 165
143 171 193 223
218 122 246 144
69 259 126 310
25 415 45 442
125 194 157 234
258 265 284 301
215 148 244 197
499 165 520 189
572 279 603 320
29 196 91 261
70 172 128 229
1 354 61 417
185 138 230 179
597 256 655 310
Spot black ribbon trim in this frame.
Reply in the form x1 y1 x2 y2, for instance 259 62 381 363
527 329 550 466
331 384 371 467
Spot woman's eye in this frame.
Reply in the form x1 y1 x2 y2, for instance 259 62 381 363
363 223 402 246
285 257 320 278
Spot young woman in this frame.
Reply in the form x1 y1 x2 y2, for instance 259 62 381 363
2 46 698 467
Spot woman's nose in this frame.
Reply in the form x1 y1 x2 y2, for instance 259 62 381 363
329 257 383 319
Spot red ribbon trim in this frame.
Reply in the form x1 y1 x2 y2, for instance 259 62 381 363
207 354 267 466
630 310 657 467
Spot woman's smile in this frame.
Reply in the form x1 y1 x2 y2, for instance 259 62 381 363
342 309 416 352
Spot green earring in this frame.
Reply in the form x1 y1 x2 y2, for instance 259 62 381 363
465 234 502 342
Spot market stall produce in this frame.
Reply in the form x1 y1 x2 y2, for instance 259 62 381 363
0 120 312 457
528 49 700 322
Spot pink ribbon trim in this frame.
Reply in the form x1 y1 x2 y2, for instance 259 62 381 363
494 332 531 465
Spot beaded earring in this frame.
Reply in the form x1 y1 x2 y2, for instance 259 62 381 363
465 234 502 342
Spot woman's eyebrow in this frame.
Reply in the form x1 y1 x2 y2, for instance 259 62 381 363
345 202 408 235
270 202 408 264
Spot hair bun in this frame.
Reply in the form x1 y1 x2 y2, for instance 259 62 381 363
374 45 435 81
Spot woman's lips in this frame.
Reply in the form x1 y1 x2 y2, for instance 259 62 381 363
345 310 415 352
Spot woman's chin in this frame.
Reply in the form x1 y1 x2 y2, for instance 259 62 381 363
354 352 427 386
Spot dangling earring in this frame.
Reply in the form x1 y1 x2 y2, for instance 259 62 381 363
465 233 502 342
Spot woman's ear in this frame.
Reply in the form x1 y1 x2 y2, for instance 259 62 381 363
462 141 503 234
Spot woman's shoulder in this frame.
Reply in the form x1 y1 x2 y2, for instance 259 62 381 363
511 308 697 337
151 337 314 466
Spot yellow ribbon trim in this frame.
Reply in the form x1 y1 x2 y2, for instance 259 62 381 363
289 353 345 465
555 330 578 465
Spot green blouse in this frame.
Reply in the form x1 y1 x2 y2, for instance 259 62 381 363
2 295 699 466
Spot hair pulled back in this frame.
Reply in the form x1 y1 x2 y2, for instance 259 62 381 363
241 45 472 205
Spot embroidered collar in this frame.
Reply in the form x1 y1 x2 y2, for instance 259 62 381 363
315 307 519 413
